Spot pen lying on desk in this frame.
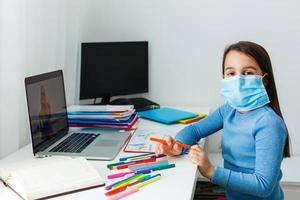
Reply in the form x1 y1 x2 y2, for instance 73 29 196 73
149 137 191 149
107 169 152 179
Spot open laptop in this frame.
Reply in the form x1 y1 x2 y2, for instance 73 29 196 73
25 70 131 160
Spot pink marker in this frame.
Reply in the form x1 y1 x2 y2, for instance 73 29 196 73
107 171 134 179
107 169 152 179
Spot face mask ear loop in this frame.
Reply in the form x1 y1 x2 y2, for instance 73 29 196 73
262 73 268 79
262 73 268 86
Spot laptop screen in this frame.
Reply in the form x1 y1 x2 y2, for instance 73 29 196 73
25 70 68 151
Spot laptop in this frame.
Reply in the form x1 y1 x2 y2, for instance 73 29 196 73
25 70 131 160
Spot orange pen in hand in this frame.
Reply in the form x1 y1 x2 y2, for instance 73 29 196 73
149 137 191 149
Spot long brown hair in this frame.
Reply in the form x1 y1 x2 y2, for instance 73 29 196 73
222 41 290 158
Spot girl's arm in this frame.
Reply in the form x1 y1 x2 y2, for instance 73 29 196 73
211 115 287 198
175 104 226 146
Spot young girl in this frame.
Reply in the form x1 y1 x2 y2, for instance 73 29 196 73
156 41 290 200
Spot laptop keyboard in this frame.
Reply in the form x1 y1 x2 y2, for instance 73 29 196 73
50 133 99 153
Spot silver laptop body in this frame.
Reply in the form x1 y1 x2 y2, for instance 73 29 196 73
25 70 130 160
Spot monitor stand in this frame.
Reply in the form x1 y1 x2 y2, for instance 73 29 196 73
93 95 111 105
110 97 160 112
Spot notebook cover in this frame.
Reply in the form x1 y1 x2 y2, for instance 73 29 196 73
177 114 207 124
68 114 137 125
138 107 198 124
69 116 138 130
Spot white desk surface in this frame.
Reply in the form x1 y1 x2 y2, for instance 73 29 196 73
0 107 210 200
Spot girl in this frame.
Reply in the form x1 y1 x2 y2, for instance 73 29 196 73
156 41 290 200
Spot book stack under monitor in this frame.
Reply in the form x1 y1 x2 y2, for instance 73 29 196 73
67 105 138 130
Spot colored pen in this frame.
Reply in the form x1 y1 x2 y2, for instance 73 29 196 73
126 154 162 161
107 188 139 200
107 161 129 169
106 174 151 196
119 153 154 161
107 155 166 169
107 169 151 179
150 137 191 149
111 174 145 189
105 184 127 196
111 174 146 191
126 154 166 162
116 158 156 170
105 173 137 190
127 174 153 187
134 163 176 172
126 155 153 161
128 174 161 190
128 173 161 187
128 159 169 171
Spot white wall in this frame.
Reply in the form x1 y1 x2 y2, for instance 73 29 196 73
78 0 300 154
0 0 80 158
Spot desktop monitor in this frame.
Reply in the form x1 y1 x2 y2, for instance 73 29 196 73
80 41 148 103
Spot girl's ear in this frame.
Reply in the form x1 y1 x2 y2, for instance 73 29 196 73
262 73 269 86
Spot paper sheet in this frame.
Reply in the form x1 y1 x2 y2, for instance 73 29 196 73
124 128 166 153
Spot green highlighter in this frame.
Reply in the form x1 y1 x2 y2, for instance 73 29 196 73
145 163 176 171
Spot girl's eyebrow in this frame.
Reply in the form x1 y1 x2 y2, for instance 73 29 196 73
243 66 257 70
224 66 234 71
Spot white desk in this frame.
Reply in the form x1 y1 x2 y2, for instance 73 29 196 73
0 107 210 200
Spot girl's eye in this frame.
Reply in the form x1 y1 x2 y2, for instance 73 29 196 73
226 72 235 77
244 71 255 75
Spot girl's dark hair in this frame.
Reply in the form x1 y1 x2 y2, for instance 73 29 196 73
222 41 290 158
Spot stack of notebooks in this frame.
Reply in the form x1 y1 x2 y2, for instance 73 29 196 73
67 105 138 130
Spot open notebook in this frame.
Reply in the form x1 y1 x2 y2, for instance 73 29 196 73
0 156 104 200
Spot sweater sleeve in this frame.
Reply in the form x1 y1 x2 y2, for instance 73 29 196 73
211 114 287 198
174 104 225 146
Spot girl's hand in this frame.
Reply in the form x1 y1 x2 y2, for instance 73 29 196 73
155 135 182 156
188 145 214 179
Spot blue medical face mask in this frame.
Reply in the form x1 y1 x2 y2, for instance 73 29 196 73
220 75 270 111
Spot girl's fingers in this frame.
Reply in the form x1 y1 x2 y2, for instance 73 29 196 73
189 154 199 165
173 143 182 154
155 145 160 156
189 148 200 155
155 136 183 156
158 144 165 155
191 145 201 151
165 135 174 146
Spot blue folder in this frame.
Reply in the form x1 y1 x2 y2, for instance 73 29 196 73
138 107 197 124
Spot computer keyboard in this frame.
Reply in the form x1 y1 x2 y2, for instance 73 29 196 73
50 132 99 153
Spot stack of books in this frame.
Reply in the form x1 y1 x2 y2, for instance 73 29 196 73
67 105 138 130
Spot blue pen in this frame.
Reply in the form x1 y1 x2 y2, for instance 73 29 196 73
119 153 154 161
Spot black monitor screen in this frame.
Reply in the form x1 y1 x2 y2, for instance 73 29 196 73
80 41 148 100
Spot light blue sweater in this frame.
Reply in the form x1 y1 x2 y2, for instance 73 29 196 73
175 104 287 200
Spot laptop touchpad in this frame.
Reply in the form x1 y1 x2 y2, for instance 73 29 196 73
95 139 120 147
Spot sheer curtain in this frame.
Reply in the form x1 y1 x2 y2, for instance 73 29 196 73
0 0 80 158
